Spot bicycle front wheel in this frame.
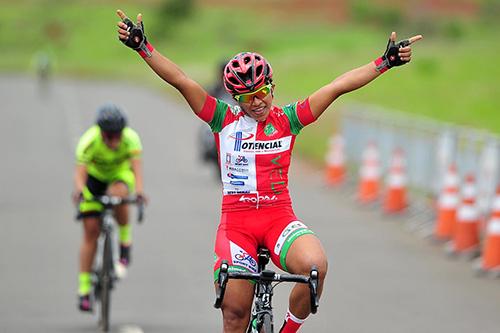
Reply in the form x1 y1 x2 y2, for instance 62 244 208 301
261 313 273 333
99 234 113 332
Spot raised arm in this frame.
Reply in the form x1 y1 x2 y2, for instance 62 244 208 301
309 32 423 119
116 10 207 115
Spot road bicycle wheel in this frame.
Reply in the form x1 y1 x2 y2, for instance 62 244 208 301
99 234 113 332
261 312 273 333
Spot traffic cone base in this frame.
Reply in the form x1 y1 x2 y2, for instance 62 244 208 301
480 218 500 271
325 134 345 186
453 221 480 253
358 180 378 203
433 164 459 241
433 209 456 241
477 185 500 275
382 148 408 214
445 240 480 259
482 235 500 270
326 166 345 186
357 143 380 204
383 188 407 213
446 174 480 258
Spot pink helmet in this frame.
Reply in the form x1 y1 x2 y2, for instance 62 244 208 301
223 52 273 95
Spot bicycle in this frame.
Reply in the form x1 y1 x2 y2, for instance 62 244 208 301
90 195 144 332
214 248 319 333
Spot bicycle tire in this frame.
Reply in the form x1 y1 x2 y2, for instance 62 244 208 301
100 233 113 332
261 312 273 333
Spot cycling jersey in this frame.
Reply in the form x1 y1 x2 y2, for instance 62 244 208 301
76 125 142 181
198 96 316 212
76 125 142 217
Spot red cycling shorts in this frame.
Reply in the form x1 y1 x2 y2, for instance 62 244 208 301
213 205 314 280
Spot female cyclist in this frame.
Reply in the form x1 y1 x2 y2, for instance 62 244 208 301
116 9 421 333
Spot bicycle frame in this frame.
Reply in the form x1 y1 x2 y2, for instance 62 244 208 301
88 195 144 332
214 248 319 333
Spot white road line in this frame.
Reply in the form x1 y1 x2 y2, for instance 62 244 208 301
118 324 145 333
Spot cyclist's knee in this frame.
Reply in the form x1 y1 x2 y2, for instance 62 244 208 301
222 306 250 331
297 254 328 280
286 235 328 279
219 280 253 329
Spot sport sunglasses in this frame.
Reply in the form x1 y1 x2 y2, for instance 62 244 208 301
234 84 273 103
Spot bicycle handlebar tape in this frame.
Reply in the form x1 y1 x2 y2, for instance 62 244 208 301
121 18 154 58
374 38 411 73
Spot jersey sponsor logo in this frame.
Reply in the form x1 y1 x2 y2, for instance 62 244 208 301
226 165 249 173
233 137 292 154
230 241 257 273
230 180 245 186
226 190 250 194
274 221 308 255
264 123 278 136
229 131 254 152
235 155 248 166
242 141 281 150
238 194 278 203
227 173 248 180
229 104 242 116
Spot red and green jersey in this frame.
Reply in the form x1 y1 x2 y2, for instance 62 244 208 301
198 96 316 212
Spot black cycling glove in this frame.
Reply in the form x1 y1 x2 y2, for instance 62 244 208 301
120 18 154 58
375 38 410 73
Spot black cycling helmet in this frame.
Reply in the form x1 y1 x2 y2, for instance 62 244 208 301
96 103 127 132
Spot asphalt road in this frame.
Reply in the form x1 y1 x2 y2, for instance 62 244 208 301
1 75 499 333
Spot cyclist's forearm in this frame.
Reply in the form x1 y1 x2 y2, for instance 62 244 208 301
131 158 144 194
74 164 87 192
331 62 380 96
309 62 379 118
143 50 207 114
144 50 187 89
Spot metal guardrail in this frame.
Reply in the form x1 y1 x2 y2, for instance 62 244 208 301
339 103 500 215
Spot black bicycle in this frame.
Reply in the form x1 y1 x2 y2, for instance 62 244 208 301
214 248 319 333
91 195 144 332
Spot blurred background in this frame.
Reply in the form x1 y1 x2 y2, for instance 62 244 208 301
1 1 500 332
1 0 499 161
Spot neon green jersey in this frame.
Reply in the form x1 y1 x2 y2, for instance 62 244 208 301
76 125 142 181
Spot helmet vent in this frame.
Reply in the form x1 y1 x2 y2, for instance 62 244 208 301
256 65 263 77
228 77 239 85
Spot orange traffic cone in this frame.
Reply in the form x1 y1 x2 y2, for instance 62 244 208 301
433 164 460 241
477 185 500 274
383 148 408 213
447 174 481 257
325 134 345 186
357 142 380 204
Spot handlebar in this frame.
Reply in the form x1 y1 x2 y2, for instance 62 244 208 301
76 195 145 223
214 260 319 313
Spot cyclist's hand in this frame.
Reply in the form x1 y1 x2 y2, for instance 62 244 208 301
376 32 423 72
72 190 83 205
116 9 153 57
136 192 148 205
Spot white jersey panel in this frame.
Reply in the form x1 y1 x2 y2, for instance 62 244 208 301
219 116 258 195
